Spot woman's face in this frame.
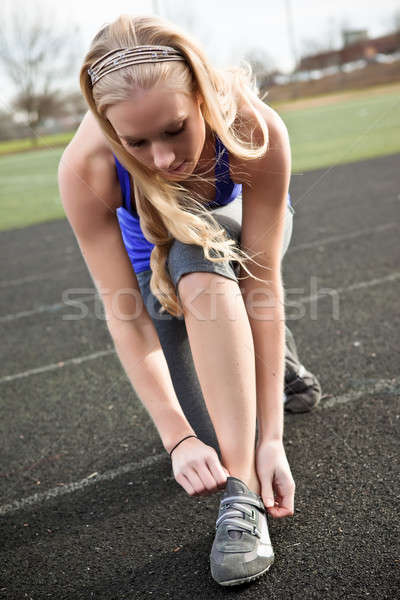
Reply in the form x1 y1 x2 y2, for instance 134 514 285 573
106 85 207 179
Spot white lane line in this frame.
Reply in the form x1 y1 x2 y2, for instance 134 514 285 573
0 454 166 516
4 247 78 269
1 265 400 324
287 222 399 252
1 271 399 384
300 272 400 304
0 377 397 517
0 349 115 384
316 377 399 409
0 294 95 322
0 265 84 288
1 221 397 289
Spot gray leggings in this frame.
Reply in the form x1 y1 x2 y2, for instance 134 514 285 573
136 195 295 457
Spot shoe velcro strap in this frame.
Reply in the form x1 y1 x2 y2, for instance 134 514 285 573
220 517 261 538
216 505 253 528
221 495 265 512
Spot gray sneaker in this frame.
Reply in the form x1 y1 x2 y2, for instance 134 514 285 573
284 325 322 413
210 477 274 586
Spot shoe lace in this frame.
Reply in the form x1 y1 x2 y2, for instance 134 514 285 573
216 495 265 539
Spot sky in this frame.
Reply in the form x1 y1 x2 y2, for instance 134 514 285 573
49 0 399 70
1 0 399 103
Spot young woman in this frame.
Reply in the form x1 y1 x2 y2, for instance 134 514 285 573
58 13 321 587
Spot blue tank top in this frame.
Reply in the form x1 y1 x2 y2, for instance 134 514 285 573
115 134 292 274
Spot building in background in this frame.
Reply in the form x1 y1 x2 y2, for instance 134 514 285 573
298 31 400 73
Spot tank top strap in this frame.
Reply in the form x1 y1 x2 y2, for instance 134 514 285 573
214 134 231 183
113 153 133 214
214 134 239 205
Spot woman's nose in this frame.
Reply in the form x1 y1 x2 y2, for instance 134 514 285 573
152 143 175 171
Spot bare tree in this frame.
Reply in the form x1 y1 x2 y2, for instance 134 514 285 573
0 1 83 144
0 108 29 141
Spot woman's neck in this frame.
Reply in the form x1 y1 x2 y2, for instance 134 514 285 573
189 126 216 184
182 127 218 202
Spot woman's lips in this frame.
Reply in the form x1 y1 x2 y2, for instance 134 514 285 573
166 160 187 173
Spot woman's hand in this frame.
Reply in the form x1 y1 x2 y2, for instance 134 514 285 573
255 439 295 518
171 437 230 497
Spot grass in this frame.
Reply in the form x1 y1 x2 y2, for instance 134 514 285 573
0 148 65 230
1 85 400 231
277 88 400 172
0 132 75 156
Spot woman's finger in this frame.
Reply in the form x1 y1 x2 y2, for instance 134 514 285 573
176 472 195 497
191 465 215 496
205 456 229 490
280 490 295 514
266 504 293 518
195 457 227 495
274 479 295 513
266 491 294 518
185 467 208 496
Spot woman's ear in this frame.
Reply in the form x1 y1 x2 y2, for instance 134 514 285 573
195 90 204 107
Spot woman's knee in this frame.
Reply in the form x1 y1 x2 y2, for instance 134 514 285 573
177 270 236 309
178 271 218 302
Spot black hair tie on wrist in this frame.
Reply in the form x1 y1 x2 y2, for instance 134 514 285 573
169 434 198 458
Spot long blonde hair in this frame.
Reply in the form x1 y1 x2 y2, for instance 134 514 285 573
79 13 270 317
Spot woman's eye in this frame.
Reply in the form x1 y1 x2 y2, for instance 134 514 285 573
127 140 143 148
126 124 185 148
166 124 185 137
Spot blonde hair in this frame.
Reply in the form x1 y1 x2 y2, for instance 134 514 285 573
79 13 270 317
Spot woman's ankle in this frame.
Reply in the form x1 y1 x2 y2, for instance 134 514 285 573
246 476 261 497
230 472 261 497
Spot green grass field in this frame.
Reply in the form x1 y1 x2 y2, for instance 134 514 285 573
1 86 399 231
278 88 400 172
0 148 64 231
0 131 73 156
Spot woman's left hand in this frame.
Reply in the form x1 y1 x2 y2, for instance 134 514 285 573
255 439 295 518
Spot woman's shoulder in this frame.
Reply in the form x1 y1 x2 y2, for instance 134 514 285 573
61 110 123 212
65 110 115 161
235 95 286 137
229 96 289 182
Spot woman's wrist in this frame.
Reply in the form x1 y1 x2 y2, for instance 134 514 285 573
168 434 198 457
256 436 284 450
163 428 197 455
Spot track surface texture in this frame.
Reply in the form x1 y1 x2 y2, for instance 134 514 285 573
1 153 399 599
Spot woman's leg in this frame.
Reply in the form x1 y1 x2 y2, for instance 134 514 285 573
176 270 261 495
279 205 323 412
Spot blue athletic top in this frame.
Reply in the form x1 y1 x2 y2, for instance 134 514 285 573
115 134 292 274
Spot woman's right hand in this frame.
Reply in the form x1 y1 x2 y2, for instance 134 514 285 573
171 437 230 497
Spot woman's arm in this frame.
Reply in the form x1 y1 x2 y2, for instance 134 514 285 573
57 146 195 454
238 101 291 442
237 101 295 517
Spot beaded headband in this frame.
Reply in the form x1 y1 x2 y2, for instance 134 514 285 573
87 45 186 86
